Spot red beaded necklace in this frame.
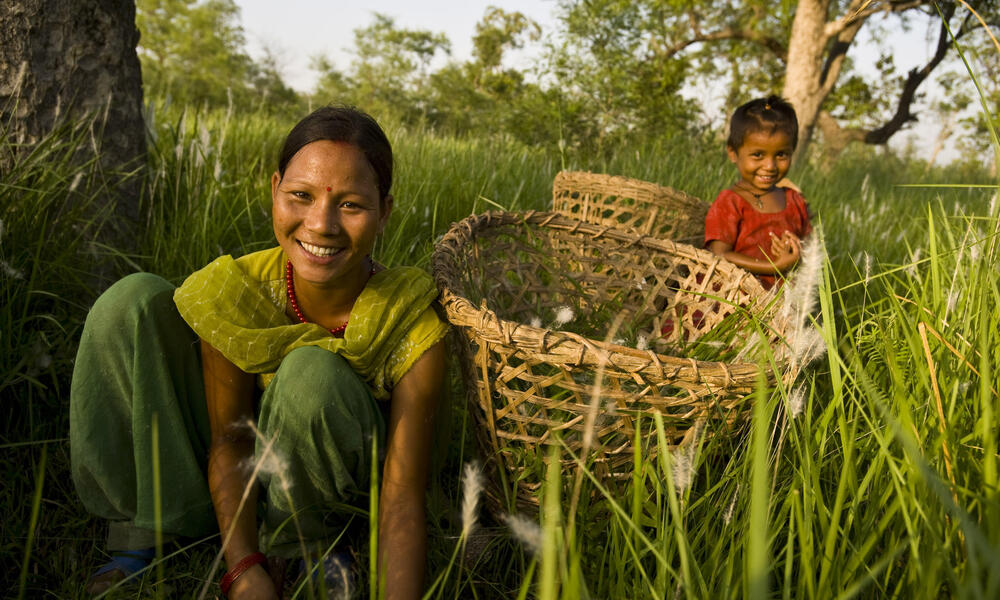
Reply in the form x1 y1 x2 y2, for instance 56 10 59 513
284 259 375 338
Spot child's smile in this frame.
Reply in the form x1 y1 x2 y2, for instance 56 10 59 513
727 130 794 194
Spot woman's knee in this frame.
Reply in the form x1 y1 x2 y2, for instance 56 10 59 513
87 272 176 329
262 347 378 426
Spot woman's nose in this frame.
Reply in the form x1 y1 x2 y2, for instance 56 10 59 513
305 201 340 234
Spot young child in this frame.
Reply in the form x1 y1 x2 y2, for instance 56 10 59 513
705 95 812 289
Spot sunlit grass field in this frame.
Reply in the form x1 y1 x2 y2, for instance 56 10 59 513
2 93 998 599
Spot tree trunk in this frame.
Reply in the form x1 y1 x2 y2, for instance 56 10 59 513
782 0 866 162
0 0 145 226
782 0 830 158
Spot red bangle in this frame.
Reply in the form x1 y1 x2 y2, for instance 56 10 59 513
220 551 267 596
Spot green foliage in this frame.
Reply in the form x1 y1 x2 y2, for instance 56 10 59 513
5 3 1000 593
136 0 301 112
310 9 581 153
311 13 450 122
3 89 1000 597
552 0 702 140
472 7 542 72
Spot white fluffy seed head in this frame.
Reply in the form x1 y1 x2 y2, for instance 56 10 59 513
671 444 696 495
907 248 922 278
945 289 960 315
242 443 291 492
461 461 484 538
552 306 575 328
240 419 294 493
735 330 764 363
778 233 827 369
605 398 619 416
788 386 806 419
636 335 649 351
723 484 740 526
504 513 542 555
1 260 24 280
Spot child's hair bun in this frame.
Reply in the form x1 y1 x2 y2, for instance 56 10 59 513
727 95 799 150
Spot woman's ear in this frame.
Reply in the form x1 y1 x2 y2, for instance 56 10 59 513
271 171 281 200
378 195 394 233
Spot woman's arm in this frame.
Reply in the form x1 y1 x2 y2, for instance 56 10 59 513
379 340 447 600
707 232 802 275
201 340 278 600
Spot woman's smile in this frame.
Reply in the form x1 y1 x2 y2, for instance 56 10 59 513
298 240 343 259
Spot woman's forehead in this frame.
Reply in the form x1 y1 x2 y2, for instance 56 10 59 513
284 141 375 179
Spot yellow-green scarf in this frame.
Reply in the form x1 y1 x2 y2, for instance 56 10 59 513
174 249 444 399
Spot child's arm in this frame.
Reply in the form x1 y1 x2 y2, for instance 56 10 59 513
707 231 802 275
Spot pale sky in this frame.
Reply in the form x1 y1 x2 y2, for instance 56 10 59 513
235 0 559 92
233 1 967 162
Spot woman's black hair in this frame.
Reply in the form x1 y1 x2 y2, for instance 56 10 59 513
727 95 799 151
277 106 393 200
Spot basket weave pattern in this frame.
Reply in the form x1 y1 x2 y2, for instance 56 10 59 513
433 211 788 509
552 171 709 243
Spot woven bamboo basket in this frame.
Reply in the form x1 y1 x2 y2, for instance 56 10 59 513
432 211 791 511
552 170 709 243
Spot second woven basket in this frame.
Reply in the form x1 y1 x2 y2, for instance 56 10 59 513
433 211 790 511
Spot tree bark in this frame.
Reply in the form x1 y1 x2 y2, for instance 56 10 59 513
782 0 833 156
0 0 145 225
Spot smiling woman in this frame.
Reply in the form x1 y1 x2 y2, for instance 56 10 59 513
69 106 448 599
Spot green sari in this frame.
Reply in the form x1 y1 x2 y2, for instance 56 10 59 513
71 248 448 553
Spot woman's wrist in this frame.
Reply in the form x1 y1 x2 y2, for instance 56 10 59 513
220 551 267 596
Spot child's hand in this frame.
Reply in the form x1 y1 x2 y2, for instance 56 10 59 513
770 231 801 271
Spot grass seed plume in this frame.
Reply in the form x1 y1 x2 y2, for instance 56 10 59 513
504 513 542 555
460 461 484 539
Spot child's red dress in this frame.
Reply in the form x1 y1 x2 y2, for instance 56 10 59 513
704 187 812 289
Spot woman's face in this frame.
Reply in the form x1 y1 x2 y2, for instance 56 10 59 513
271 140 392 290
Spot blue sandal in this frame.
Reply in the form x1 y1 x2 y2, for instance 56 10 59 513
85 548 155 594
290 550 356 599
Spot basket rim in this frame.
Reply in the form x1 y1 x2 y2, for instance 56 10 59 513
431 210 784 387
553 169 707 206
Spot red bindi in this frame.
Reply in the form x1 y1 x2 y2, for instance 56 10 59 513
326 186 332 192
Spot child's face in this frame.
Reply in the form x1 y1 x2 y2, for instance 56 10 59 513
727 130 794 192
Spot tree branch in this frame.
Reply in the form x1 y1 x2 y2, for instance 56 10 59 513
817 109 867 157
864 4 955 143
818 17 866 92
824 0 928 38
654 26 788 62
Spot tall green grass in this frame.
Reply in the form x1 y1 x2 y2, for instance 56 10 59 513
3 84 998 598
